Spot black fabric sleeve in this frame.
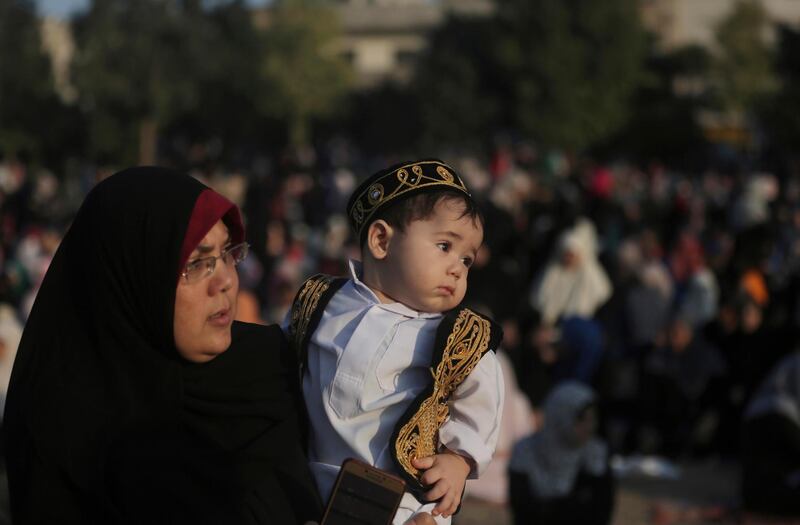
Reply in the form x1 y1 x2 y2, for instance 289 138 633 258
508 470 536 525
508 468 615 525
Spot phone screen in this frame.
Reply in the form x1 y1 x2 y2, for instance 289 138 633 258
321 459 405 525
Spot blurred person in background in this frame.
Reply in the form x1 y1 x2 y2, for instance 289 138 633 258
3 167 321 524
508 381 614 525
465 305 536 507
514 312 606 415
623 236 674 354
636 315 726 458
530 218 612 326
0 304 21 421
553 316 606 386
668 232 719 329
740 352 800 517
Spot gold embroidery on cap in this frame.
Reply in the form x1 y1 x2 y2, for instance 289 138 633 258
352 200 365 225
436 165 454 183
352 160 469 237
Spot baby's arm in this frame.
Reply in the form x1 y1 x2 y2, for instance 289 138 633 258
414 352 505 516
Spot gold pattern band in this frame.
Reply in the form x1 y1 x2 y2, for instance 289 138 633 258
349 160 470 239
289 274 334 359
393 308 492 482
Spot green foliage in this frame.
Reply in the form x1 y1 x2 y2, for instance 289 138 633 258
414 16 503 151
712 0 777 115
258 0 352 147
343 84 421 156
73 0 201 163
72 0 266 165
602 41 711 167
762 25 800 153
494 0 647 151
165 1 266 156
415 0 647 153
0 0 60 158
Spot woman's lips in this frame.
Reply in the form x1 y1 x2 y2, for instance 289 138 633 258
208 308 232 327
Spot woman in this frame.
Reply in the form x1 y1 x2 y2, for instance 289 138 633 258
741 352 800 516
529 218 612 325
3 167 322 524
508 381 615 525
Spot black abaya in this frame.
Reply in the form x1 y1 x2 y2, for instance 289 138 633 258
4 167 321 524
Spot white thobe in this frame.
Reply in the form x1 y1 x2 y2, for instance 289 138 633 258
283 260 504 525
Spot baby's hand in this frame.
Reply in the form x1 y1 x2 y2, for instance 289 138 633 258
411 449 473 518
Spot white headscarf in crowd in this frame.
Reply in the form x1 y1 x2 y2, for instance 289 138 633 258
509 381 608 499
531 218 612 324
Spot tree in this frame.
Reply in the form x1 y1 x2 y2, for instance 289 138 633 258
0 0 61 159
712 0 776 116
72 0 228 165
601 42 711 168
762 25 800 158
413 15 504 152
258 0 352 149
493 0 647 151
162 0 267 166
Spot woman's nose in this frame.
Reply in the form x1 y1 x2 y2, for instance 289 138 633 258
209 258 236 293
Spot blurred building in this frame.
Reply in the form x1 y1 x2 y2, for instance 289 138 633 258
641 0 800 51
332 0 493 87
39 0 800 98
253 0 493 88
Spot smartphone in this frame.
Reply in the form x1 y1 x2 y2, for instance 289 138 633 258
320 458 406 525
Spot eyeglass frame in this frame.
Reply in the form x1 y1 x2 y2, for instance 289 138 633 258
180 241 250 283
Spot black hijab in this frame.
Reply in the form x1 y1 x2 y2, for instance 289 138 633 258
4 167 321 524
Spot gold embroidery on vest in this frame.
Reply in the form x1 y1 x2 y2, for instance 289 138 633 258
289 275 333 357
394 309 492 482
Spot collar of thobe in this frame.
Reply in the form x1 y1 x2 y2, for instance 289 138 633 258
347 259 443 320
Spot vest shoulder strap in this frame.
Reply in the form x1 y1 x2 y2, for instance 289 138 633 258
287 273 347 372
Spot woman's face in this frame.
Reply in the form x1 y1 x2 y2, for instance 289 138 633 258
560 248 580 269
571 405 597 447
174 220 239 363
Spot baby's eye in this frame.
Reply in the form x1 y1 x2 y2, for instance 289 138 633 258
436 241 450 252
461 256 474 268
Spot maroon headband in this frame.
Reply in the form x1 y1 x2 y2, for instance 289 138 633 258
178 189 245 278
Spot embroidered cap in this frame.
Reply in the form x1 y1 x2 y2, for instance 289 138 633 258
346 159 473 240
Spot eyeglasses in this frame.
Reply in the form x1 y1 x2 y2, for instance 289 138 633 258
180 242 250 283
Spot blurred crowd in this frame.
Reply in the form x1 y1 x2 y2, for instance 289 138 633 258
3 142 800 520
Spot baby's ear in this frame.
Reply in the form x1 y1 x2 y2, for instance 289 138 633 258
366 220 393 260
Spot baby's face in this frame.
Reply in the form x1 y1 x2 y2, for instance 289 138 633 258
381 198 483 313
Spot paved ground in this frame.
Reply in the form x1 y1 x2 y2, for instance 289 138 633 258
456 460 741 525
0 460 782 525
